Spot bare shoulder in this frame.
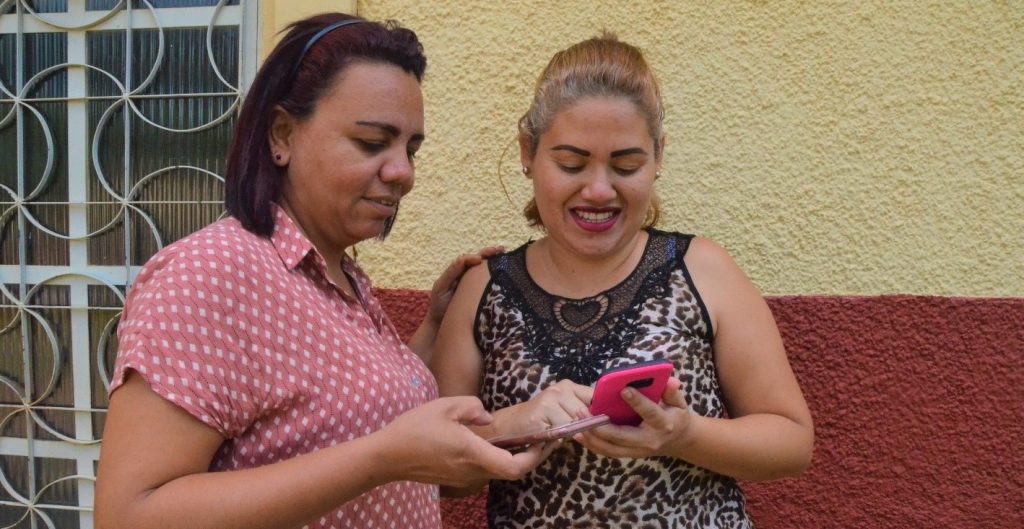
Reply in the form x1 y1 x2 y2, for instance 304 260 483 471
451 259 493 304
432 258 495 395
683 237 764 332
460 259 493 289
443 258 495 321
685 236 747 282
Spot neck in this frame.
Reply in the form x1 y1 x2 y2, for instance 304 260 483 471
278 199 351 291
532 231 648 298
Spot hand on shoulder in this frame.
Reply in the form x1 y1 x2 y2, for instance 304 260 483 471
435 252 498 323
426 247 502 326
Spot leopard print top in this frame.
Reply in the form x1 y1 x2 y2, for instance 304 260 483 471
475 230 752 529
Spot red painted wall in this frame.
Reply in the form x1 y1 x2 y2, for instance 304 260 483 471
376 290 1024 528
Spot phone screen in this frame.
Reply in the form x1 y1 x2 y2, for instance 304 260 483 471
487 414 610 448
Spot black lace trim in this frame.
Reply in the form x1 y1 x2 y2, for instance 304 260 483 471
489 230 691 385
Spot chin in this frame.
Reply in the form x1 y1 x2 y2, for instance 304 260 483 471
368 222 392 241
573 227 643 256
565 237 619 257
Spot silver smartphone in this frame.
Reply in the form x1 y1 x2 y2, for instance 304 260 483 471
486 414 610 448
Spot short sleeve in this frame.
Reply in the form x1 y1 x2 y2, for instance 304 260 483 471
110 240 262 439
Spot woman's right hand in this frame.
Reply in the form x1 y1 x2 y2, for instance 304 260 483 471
491 380 594 438
376 396 556 487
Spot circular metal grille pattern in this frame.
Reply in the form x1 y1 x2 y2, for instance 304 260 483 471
0 1 255 527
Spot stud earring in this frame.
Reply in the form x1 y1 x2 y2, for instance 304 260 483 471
655 170 662 179
522 166 529 175
274 153 282 161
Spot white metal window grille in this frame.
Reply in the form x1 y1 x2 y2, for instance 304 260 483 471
0 1 257 527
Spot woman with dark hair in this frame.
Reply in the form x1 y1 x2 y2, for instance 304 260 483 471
95 14 551 529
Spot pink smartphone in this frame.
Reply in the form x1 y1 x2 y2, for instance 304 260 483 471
487 414 611 448
589 359 674 426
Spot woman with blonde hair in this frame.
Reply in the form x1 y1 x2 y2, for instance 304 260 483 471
431 33 814 527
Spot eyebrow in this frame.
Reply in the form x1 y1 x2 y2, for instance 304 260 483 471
355 120 425 142
550 145 648 158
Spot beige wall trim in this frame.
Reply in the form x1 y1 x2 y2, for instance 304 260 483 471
259 0 358 59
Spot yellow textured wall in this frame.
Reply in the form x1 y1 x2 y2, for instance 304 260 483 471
342 1 1022 296
260 0 356 57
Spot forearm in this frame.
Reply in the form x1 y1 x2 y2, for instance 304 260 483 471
407 317 439 363
102 433 396 529
440 480 488 498
666 413 813 482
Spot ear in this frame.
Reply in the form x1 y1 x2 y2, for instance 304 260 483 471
518 134 533 178
268 105 297 167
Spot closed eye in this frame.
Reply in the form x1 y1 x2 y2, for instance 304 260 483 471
356 139 387 154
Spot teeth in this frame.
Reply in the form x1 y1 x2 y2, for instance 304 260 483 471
575 210 614 222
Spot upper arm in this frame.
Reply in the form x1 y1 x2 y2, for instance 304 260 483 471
96 371 225 525
685 238 812 429
429 262 491 398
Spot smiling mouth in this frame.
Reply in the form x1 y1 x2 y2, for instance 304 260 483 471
367 197 399 208
572 208 618 223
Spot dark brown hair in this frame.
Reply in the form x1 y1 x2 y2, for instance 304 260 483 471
224 13 427 236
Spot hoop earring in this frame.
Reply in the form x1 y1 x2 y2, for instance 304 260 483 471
378 202 400 241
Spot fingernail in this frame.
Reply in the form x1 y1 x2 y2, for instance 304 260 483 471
622 388 636 399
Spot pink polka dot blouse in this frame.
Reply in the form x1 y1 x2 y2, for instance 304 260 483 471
111 205 442 528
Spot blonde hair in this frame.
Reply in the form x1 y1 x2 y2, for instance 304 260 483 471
519 32 664 228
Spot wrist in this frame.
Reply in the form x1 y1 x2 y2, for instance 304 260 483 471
661 410 700 459
427 306 445 328
363 427 411 486
407 320 439 362
478 402 546 441
414 317 437 337
468 405 513 439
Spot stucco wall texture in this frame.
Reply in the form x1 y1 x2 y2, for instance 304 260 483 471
376 289 1024 529
261 2 1023 526
254 4 1023 526
349 1 1023 297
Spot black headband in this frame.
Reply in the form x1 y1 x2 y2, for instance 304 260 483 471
290 19 364 78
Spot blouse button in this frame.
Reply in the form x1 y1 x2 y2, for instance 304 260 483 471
410 376 422 388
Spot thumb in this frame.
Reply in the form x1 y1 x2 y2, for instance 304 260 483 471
497 440 555 480
478 245 505 259
661 378 688 409
446 396 494 426
571 383 594 406
434 257 466 292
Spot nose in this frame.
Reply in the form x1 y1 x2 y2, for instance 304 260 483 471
379 151 415 192
580 169 616 203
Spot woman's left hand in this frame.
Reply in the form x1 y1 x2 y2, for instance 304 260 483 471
574 377 692 459
426 246 504 326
